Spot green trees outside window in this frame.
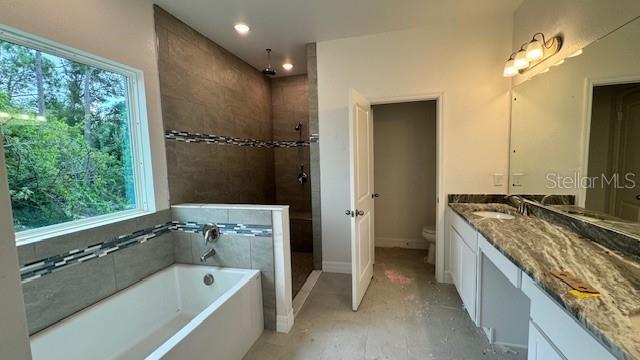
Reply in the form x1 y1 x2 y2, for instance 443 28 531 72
0 39 137 232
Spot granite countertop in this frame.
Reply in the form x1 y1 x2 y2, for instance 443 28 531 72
449 203 640 360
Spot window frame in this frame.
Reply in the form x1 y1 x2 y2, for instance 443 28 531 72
0 24 157 246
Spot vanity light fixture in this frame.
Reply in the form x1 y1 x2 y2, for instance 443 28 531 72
282 63 294 71
503 32 562 77
513 50 530 70
234 23 250 35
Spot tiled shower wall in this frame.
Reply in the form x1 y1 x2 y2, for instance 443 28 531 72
272 75 311 213
271 76 313 254
17 211 173 334
307 43 322 269
155 6 275 204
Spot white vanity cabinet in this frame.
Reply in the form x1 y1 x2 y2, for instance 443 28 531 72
528 321 564 360
448 208 478 322
447 206 618 360
522 273 617 360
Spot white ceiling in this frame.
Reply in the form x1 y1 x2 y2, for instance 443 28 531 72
153 0 523 77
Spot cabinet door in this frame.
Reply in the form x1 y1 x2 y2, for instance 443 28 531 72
450 226 461 288
459 241 477 320
528 321 565 360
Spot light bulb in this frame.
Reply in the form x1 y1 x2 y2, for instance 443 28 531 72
282 63 294 71
513 50 530 70
526 40 544 61
234 23 250 35
503 59 518 77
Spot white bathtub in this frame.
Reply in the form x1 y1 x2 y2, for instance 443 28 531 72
30 264 263 360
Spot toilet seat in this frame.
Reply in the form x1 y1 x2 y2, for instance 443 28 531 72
421 226 436 242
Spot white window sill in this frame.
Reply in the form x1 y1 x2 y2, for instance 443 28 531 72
15 209 155 247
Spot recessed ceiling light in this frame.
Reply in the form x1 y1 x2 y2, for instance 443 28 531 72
282 63 294 71
234 23 250 35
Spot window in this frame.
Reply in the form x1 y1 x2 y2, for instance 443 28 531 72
0 26 154 242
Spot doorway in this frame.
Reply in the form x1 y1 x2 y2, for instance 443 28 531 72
348 91 442 311
586 82 640 220
371 101 438 258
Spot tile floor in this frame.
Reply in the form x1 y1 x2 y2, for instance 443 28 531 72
291 251 314 297
244 248 526 360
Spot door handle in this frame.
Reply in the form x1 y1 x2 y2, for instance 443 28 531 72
356 210 365 216
372 193 380 198
345 210 354 217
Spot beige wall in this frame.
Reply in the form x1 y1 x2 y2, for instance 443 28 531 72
156 7 275 204
0 0 169 211
372 101 436 246
317 18 513 278
513 0 640 84
0 144 30 359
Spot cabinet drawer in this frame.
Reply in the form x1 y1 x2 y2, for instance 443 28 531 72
478 234 521 288
449 209 477 251
522 274 616 360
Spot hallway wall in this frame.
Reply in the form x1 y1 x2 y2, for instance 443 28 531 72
372 101 437 248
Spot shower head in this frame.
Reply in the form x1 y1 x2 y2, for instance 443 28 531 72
262 49 277 76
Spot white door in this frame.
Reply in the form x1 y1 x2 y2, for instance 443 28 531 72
348 88 374 311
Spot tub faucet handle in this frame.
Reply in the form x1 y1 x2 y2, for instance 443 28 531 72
202 224 220 244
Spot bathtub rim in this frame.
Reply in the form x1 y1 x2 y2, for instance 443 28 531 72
29 264 261 359
146 264 260 359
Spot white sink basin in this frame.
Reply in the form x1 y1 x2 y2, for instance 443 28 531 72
472 211 515 220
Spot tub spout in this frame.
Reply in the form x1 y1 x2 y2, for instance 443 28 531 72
200 248 216 262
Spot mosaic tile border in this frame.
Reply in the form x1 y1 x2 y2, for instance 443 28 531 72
170 221 273 237
19 221 274 284
20 223 172 284
165 130 317 148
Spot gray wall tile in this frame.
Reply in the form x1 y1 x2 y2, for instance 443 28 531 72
172 206 229 224
173 231 193 263
22 255 117 334
261 270 277 330
251 236 274 271
32 211 169 260
16 244 36 266
155 6 275 205
191 234 251 268
113 233 175 290
228 209 272 226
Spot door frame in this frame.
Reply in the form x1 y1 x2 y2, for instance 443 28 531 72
368 92 445 283
579 76 640 207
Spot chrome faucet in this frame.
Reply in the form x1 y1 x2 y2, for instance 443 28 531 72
505 194 528 216
540 194 554 206
200 248 216 262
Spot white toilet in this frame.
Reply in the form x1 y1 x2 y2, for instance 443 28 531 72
422 225 437 264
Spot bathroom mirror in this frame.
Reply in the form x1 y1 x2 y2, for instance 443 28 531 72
510 16 640 236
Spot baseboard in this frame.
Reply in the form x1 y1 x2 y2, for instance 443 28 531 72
442 270 454 285
376 237 428 250
322 261 351 274
276 308 294 333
